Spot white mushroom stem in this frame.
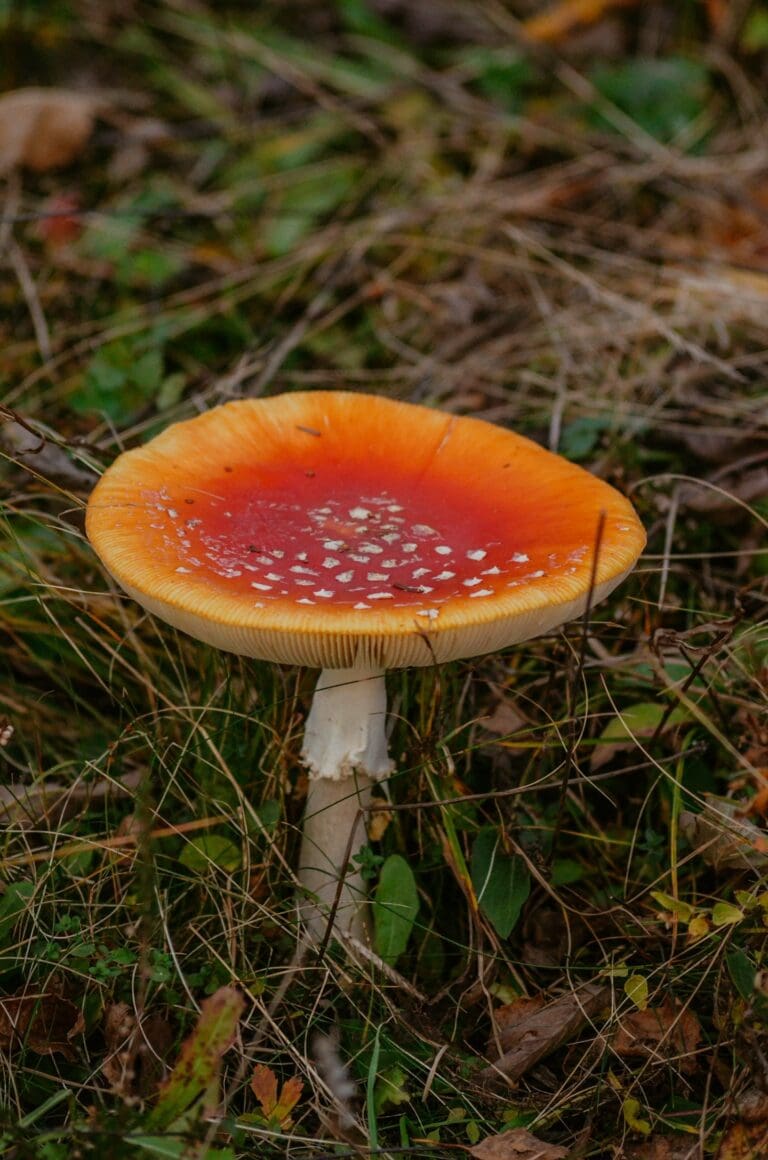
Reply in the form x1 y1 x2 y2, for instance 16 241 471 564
299 666 393 942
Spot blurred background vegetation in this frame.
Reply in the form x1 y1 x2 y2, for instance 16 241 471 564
1 1 768 1157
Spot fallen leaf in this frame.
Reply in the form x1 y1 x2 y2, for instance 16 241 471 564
37 193 83 249
623 1136 699 1160
522 0 638 44
613 999 701 1074
251 1063 303 1128
680 802 768 873
469 1126 569 1158
481 982 609 1085
480 699 528 737
147 984 245 1131
717 1119 768 1160
103 1002 174 1100
0 990 84 1060
0 88 102 175
677 467 768 516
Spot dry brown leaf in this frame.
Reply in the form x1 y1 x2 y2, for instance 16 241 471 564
716 1119 768 1160
0 990 84 1060
103 1002 174 1100
622 1135 699 1159
251 1062 279 1112
522 0 638 44
493 995 547 1047
0 87 101 175
469 1126 569 1159
677 467 768 516
480 699 528 737
680 803 768 873
251 1062 304 1128
613 999 701 1073
480 983 609 1085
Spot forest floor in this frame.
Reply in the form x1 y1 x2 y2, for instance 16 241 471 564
1 2 768 1158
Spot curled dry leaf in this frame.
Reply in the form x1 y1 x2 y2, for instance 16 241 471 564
469 1126 569 1159
480 982 609 1085
0 87 102 175
0 990 84 1060
613 999 702 1074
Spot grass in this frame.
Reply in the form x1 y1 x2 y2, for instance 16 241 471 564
1 1 768 1156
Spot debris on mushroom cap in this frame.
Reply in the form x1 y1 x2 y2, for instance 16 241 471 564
86 391 646 668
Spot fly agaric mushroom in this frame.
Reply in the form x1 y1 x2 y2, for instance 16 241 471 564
86 391 645 943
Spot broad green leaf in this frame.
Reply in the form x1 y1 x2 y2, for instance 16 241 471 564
147 985 245 1132
624 975 648 1011
589 57 710 144
559 415 612 461
470 828 530 939
0 881 34 948
726 948 756 1000
179 834 241 874
373 854 419 966
592 702 690 770
551 858 584 886
600 702 689 744
712 902 744 927
650 891 694 923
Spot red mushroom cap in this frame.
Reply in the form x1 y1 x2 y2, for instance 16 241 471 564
86 391 645 668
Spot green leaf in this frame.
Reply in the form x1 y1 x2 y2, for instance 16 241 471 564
726 948 756 1000
458 47 535 113
373 854 419 966
624 975 649 1011
588 57 710 144
622 1096 651 1135
0 881 34 948
742 7 768 52
257 798 281 834
373 1064 411 1115
470 828 531 939
73 338 167 422
559 415 612 461
650 891 694 923
551 858 584 886
179 834 242 874
712 902 744 927
600 702 689 744
147 985 245 1132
